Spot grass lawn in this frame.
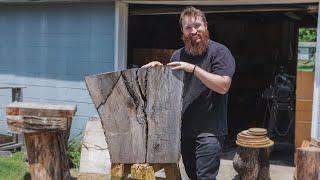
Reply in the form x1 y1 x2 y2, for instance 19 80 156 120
0 152 30 180
0 152 79 180
0 133 82 179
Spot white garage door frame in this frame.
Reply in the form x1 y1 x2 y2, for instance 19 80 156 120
312 1 320 141
114 0 320 140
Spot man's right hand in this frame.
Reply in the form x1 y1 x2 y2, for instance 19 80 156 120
141 61 163 68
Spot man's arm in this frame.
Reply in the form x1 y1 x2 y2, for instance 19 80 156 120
193 66 231 94
167 61 231 94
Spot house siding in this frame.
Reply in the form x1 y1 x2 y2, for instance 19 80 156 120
0 2 115 137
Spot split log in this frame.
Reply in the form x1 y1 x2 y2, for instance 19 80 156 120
131 164 155 180
296 147 320 180
233 147 271 180
85 67 184 163
6 102 76 180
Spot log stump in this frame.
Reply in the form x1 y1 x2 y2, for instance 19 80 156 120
233 147 271 180
6 102 77 180
296 147 320 180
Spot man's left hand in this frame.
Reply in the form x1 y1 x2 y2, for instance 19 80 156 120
167 62 195 73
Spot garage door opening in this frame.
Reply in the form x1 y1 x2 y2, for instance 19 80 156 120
127 3 318 166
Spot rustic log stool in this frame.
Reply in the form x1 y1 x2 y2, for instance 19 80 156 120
233 147 271 180
233 128 274 180
85 67 184 179
6 102 77 180
296 146 320 180
293 139 320 180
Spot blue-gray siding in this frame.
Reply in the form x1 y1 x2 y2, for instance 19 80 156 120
0 2 115 137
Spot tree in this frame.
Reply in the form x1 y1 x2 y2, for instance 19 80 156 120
299 28 317 42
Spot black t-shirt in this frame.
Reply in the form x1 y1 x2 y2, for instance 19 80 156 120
170 40 236 138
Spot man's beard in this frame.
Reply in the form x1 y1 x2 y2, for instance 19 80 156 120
182 29 210 56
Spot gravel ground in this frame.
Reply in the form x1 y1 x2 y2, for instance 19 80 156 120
164 148 295 180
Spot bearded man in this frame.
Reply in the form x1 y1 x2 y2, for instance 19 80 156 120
142 6 235 180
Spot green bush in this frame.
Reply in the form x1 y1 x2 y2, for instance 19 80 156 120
67 132 83 169
299 28 317 42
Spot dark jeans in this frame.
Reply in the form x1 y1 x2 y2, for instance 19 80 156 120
181 136 225 180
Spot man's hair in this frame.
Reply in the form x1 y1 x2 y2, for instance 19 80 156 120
179 6 207 27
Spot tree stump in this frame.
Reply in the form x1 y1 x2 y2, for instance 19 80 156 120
296 147 320 180
6 102 77 180
233 147 271 180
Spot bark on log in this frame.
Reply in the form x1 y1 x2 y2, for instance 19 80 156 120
25 132 70 180
7 115 69 133
233 147 271 180
296 147 320 180
85 67 184 163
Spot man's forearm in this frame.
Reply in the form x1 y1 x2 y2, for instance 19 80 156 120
193 66 231 95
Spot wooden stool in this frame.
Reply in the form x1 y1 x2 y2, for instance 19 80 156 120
6 102 77 180
233 128 273 180
296 146 320 180
233 147 271 180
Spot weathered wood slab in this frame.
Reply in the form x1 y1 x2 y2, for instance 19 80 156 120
85 67 184 163
6 102 77 117
146 68 183 163
7 115 69 133
89 69 147 163
85 72 121 109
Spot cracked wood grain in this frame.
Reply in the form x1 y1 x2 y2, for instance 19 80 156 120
85 66 184 163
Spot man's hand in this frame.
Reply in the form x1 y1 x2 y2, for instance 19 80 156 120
141 61 163 68
167 61 195 73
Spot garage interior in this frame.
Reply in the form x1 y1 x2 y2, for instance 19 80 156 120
127 3 318 165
